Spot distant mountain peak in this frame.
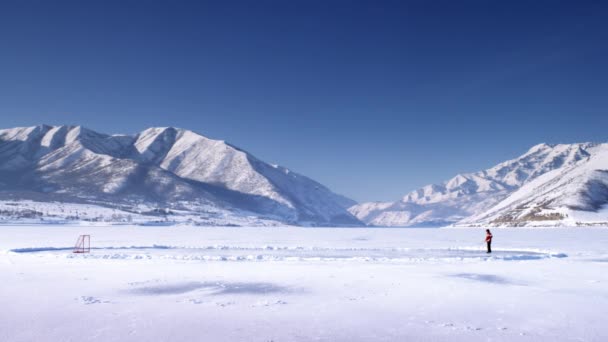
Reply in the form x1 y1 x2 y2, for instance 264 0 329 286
0 124 360 226
351 142 608 227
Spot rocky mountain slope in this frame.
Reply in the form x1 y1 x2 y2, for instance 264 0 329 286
3 125 606 227
350 143 607 227
0 125 360 226
458 143 608 227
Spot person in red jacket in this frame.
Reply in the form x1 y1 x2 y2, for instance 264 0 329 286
485 229 493 253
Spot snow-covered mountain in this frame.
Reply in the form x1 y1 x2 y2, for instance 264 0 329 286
3 126 606 228
0 125 360 226
458 143 608 227
350 143 608 227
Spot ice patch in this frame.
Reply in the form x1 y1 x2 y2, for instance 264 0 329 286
10 244 173 253
129 281 293 296
130 282 208 295
10 245 568 263
450 273 519 285
11 247 74 253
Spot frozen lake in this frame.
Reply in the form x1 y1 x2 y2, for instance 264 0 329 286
1 226 607 341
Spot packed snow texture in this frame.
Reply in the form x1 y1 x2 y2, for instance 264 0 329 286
0 225 607 341
0 125 359 226
351 143 608 227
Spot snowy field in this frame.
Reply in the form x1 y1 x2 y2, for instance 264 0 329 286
1 226 607 342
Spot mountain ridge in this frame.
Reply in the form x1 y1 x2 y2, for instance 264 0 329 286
350 142 607 227
2 125 607 227
0 124 360 226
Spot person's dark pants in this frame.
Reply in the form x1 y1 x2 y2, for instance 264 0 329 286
487 241 492 253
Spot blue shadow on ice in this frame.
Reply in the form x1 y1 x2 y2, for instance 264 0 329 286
10 245 173 253
130 282 293 296
450 273 520 285
10 247 74 253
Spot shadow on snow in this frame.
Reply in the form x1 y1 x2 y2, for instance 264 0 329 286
128 281 293 296
450 273 522 285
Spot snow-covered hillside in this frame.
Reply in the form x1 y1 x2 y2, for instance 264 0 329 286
458 143 608 227
351 143 608 227
0 125 360 226
4 126 607 228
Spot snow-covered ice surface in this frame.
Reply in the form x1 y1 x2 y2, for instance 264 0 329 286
1 226 607 341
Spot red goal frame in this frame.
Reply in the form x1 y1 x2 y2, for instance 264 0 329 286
73 235 91 253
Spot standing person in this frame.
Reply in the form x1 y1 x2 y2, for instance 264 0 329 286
485 229 493 253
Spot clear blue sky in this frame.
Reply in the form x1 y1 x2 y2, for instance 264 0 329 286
1 0 607 202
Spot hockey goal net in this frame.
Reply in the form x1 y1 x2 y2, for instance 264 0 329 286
73 235 91 253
